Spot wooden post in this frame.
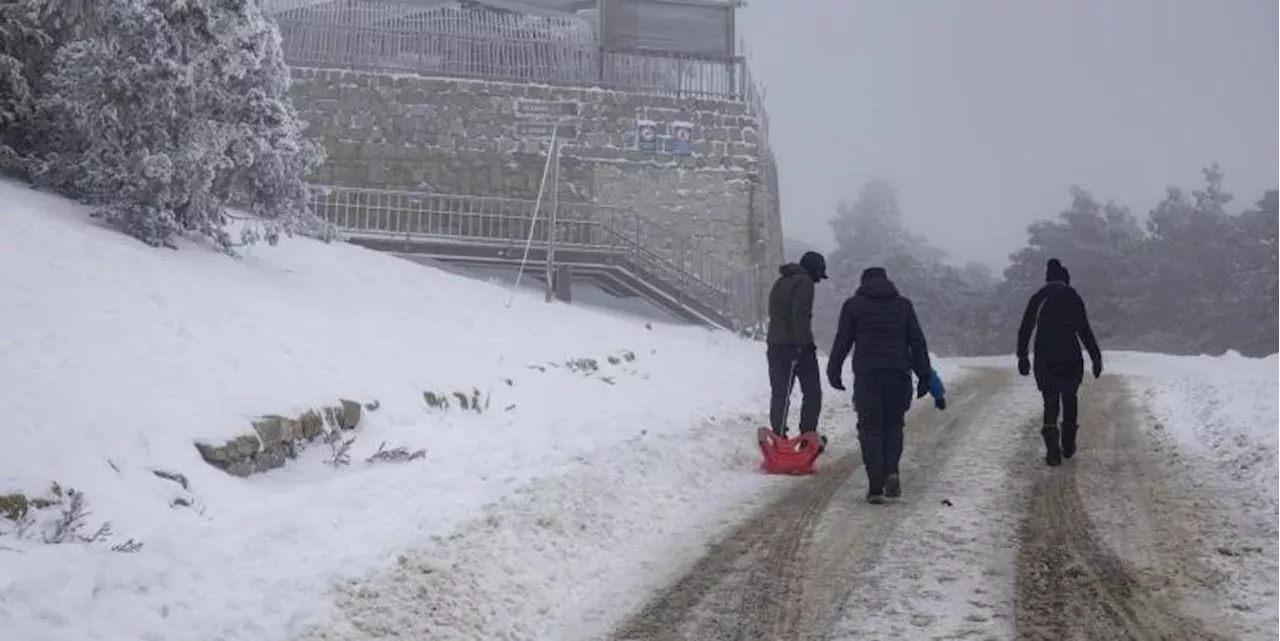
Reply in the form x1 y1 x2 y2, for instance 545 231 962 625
555 264 573 303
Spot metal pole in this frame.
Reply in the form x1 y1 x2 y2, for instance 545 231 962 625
545 129 560 303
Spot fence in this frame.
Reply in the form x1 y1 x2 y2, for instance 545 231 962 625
309 185 762 327
268 1 751 101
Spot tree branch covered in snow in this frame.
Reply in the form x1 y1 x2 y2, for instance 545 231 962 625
324 430 355 468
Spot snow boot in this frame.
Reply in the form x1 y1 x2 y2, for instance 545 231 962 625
884 473 901 499
866 492 886 505
1041 425 1062 467
1061 424 1078 459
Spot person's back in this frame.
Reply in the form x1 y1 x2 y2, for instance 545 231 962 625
1027 281 1089 364
766 263 813 347
835 276 924 375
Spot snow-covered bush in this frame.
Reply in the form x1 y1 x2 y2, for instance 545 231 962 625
30 0 323 251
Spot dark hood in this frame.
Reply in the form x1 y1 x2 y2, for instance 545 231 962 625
778 262 806 278
856 276 900 299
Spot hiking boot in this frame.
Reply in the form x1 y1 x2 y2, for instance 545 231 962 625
884 474 901 499
1041 425 1062 467
866 492 886 505
1061 424 1078 459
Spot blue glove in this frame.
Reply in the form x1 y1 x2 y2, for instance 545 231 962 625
929 370 946 411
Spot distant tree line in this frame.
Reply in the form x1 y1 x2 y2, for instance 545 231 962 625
0 0 323 251
802 165 1277 358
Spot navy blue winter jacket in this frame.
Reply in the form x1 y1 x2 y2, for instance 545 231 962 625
826 275 932 383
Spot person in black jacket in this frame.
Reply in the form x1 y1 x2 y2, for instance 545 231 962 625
1017 258 1103 466
827 266 934 504
764 251 827 438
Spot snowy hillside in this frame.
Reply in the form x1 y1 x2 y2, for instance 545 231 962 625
0 179 812 641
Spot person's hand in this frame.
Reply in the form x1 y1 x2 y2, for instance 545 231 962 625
915 376 929 399
827 367 845 391
1092 359 1103 378
1017 356 1031 377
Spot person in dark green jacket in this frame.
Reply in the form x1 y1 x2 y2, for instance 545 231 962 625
764 251 827 438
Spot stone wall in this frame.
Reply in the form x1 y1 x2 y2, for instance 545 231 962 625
288 68 781 272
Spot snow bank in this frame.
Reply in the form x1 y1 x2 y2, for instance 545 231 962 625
1107 350 1279 503
1107 350 1279 636
0 179 779 641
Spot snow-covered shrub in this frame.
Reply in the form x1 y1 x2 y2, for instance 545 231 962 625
32 0 323 251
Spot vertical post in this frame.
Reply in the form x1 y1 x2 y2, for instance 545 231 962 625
544 129 560 303
596 0 607 86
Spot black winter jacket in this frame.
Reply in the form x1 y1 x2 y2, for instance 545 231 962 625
1016 281 1102 365
827 276 932 381
766 263 816 346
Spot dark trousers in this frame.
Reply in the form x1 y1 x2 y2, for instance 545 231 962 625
766 343 821 434
1035 360 1083 427
853 369 912 494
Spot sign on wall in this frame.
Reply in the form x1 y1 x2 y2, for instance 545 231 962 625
669 122 693 155
513 99 580 141
635 119 695 156
635 119 658 153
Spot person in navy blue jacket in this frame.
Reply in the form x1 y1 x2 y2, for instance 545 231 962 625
827 266 943 504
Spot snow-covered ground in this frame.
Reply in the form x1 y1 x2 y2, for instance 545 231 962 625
0 179 821 641
1108 350 1280 636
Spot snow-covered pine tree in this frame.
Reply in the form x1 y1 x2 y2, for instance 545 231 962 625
33 0 323 251
0 0 49 173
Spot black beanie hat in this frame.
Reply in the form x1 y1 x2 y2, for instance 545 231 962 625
860 266 888 284
799 251 828 281
1046 258 1069 283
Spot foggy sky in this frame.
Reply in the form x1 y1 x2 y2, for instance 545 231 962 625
738 0 1278 269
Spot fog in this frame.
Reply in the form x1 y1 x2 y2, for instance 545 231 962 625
738 0 1278 269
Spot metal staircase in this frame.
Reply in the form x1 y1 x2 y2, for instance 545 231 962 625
309 185 763 329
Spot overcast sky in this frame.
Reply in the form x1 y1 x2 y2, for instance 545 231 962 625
737 0 1278 268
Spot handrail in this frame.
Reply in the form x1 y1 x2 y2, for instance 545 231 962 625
307 184 760 327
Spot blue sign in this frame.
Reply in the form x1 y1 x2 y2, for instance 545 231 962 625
670 123 693 155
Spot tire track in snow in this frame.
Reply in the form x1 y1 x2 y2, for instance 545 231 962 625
609 369 1009 641
1013 375 1232 641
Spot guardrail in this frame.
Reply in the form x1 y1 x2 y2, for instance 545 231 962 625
308 185 762 328
271 3 749 102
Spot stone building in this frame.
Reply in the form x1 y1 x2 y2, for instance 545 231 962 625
271 0 783 326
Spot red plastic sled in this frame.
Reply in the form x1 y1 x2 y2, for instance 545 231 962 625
757 427 823 475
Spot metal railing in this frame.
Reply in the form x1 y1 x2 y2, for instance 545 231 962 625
309 185 762 327
269 2 751 101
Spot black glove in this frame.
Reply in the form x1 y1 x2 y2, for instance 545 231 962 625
1092 359 1103 378
915 375 929 399
827 367 845 391
934 396 947 411
1017 356 1031 377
